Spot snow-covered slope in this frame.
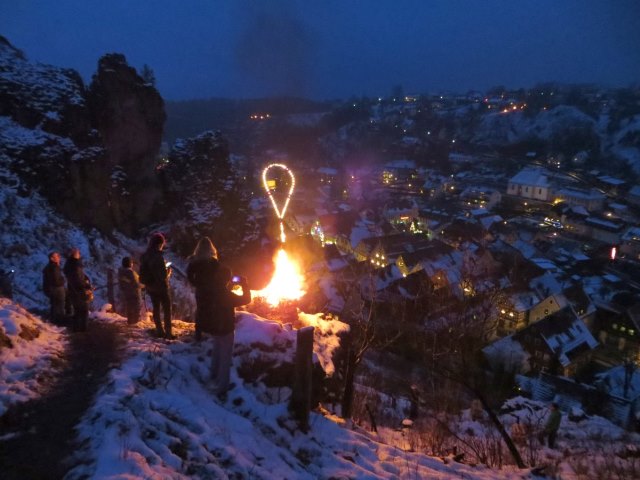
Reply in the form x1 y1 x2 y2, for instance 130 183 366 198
0 36 85 120
472 106 597 145
0 298 65 417
64 310 524 480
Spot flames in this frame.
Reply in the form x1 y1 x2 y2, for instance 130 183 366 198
254 163 305 306
253 249 305 306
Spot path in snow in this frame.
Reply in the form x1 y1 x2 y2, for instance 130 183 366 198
0 319 125 479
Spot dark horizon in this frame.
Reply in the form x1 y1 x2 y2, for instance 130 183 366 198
2 1 639 102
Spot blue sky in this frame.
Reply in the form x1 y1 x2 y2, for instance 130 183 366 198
2 0 639 100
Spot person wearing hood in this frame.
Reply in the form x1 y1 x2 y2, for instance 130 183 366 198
118 256 142 325
63 248 93 332
187 237 251 398
42 252 65 324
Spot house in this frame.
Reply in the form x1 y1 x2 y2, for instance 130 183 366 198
596 175 626 196
592 303 640 366
552 187 606 212
354 233 424 266
317 167 338 184
288 209 319 236
395 239 454 277
382 198 419 228
310 211 359 253
381 160 417 184
438 218 487 248
620 227 640 260
510 307 599 377
496 290 543 336
459 186 502 210
562 284 597 327
584 216 626 244
627 185 640 207
507 167 551 201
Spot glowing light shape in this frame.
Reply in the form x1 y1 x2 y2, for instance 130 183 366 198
253 249 305 306
262 163 295 243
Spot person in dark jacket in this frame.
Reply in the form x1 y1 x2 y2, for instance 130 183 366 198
63 248 92 332
187 237 251 397
186 237 220 341
118 256 142 325
42 251 65 324
538 402 562 448
140 233 173 339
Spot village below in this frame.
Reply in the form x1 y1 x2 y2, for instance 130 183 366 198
1 34 640 479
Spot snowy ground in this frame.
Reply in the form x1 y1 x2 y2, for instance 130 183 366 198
55 308 527 480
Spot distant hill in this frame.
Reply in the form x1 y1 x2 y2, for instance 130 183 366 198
164 96 332 142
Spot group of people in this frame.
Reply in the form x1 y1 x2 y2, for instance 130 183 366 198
43 232 251 398
42 248 93 332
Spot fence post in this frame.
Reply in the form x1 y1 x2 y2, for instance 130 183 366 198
290 326 314 432
107 268 115 311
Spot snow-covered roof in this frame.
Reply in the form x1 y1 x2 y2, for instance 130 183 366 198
596 365 640 400
509 167 550 187
597 175 626 186
317 167 338 175
558 188 606 201
383 159 416 170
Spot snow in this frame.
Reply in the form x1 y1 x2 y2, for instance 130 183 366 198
483 335 531 373
0 40 85 113
62 310 523 480
0 298 65 417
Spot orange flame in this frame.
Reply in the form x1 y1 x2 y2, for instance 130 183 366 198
253 249 305 306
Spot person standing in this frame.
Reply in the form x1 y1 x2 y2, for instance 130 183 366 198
63 248 92 332
118 256 142 325
538 402 562 448
186 237 220 341
42 252 66 324
187 237 251 398
140 233 173 339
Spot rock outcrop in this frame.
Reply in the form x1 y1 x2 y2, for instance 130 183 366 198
87 53 166 235
0 38 166 234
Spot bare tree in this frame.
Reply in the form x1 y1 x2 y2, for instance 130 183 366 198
420 288 526 468
334 268 403 419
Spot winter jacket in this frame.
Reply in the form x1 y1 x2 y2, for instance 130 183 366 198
42 261 65 297
118 266 142 303
187 257 251 336
63 257 92 304
544 409 561 433
140 249 170 294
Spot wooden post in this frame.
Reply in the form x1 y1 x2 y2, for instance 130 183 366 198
290 326 314 432
107 268 115 312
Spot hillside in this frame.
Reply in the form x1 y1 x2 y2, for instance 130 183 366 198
0 155 529 477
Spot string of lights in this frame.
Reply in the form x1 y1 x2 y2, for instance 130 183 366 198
262 163 295 243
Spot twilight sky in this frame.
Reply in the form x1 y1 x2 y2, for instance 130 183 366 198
2 0 639 101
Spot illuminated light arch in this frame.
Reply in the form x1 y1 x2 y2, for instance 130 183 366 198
262 163 295 243
253 163 305 306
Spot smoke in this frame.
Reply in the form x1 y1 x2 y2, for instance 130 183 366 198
234 2 316 97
